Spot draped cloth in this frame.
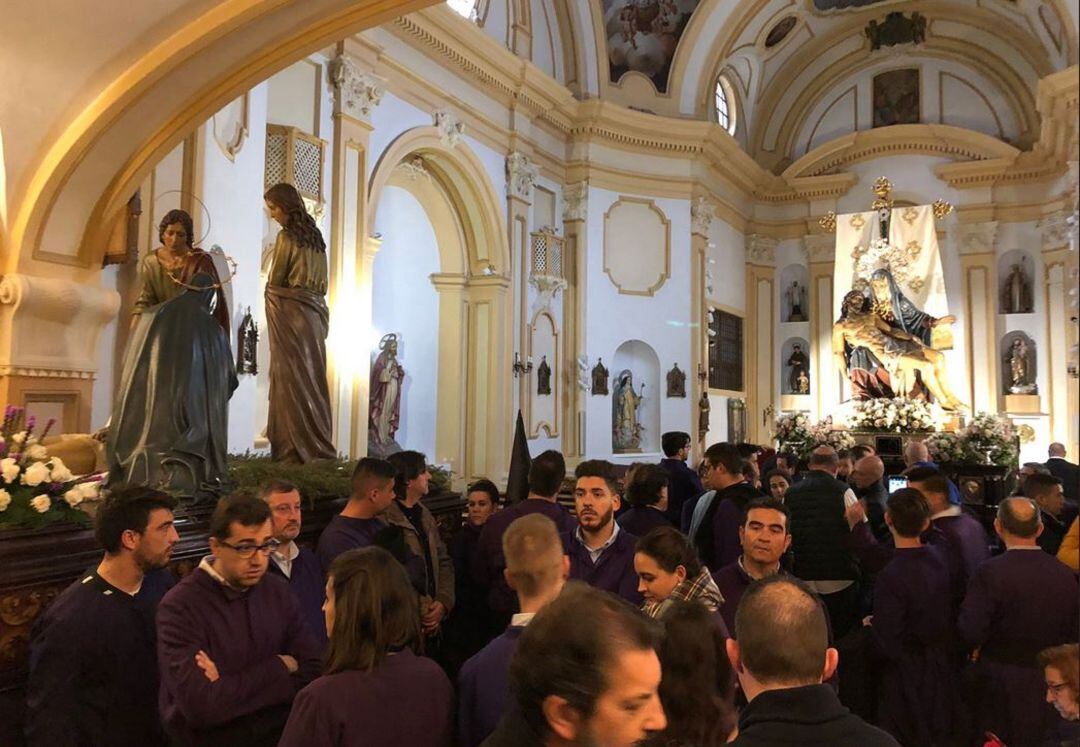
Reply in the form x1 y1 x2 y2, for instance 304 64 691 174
265 285 336 463
108 274 237 498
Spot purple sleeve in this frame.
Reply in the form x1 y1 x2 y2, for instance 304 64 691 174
869 572 906 661
711 500 743 570
277 685 336 747
957 566 994 650
456 660 482 747
281 588 324 686
24 615 82 747
846 522 894 574
157 599 295 727
689 469 704 496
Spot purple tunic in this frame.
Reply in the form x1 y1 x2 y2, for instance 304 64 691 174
713 561 749 635
278 649 453 747
316 514 387 570
474 500 577 617
932 512 990 594
457 625 525 747
958 549 1079 746
562 527 643 605
156 565 322 746
267 546 328 645
616 505 672 537
869 545 955 744
660 457 704 524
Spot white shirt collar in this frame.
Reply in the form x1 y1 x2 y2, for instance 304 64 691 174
575 521 620 553
931 505 962 520
510 612 536 627
271 540 299 563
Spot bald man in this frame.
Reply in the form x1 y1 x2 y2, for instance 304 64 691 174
958 497 1079 746
904 440 963 506
1045 442 1079 503
849 455 888 542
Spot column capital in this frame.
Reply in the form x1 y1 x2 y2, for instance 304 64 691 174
691 196 715 237
746 234 778 266
434 108 465 148
506 151 539 202
562 182 588 223
954 220 998 256
328 55 384 121
801 233 834 264
361 235 383 261
1037 210 1075 251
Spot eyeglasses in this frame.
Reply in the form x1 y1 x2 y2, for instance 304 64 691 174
1047 682 1070 695
218 539 281 558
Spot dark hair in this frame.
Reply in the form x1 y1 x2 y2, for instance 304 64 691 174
351 456 397 496
157 209 195 248
703 443 742 476
575 459 619 494
1021 462 1052 476
209 493 272 542
763 470 790 489
95 485 178 554
741 460 759 481
736 443 762 460
997 496 1042 538
808 446 839 469
528 450 566 497
778 452 799 469
626 464 669 507
257 480 299 500
837 449 853 463
662 431 692 457
510 583 662 735
466 478 501 506
886 488 930 538
850 444 875 460
1021 473 1064 502
744 497 791 533
264 182 326 252
905 467 950 501
635 526 702 577
654 602 736 747
387 450 427 500
735 576 828 686
324 547 420 674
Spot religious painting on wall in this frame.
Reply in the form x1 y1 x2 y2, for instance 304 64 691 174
765 16 797 48
872 68 920 128
603 0 702 94
707 310 744 392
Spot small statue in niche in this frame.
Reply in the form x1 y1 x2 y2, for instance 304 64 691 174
1006 337 1037 394
786 280 808 322
727 398 746 444
536 356 552 395
1002 260 1033 314
237 307 258 375
786 343 810 394
698 391 711 443
369 333 405 457
613 370 644 452
666 363 686 398
591 358 610 396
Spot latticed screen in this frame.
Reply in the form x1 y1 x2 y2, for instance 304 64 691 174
264 125 325 202
708 310 744 391
530 229 564 278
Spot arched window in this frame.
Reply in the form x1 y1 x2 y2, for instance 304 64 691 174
714 75 737 135
447 0 478 20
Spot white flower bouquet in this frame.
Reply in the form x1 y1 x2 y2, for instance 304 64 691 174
0 407 103 530
849 398 936 433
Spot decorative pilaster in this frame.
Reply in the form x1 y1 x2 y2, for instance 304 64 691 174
957 221 999 414
1040 210 1075 454
505 151 537 421
561 182 588 456
745 234 777 444
803 234 836 420
690 197 713 459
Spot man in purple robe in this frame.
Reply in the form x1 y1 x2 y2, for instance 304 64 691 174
865 488 955 744
260 481 326 644
617 463 673 537
458 514 569 746
958 497 1079 747
475 450 576 624
563 459 642 605
688 442 764 572
714 497 792 634
660 430 704 524
157 494 322 746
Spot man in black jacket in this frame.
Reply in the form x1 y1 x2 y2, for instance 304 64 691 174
659 431 704 524
785 445 861 638
726 576 899 746
1045 442 1080 503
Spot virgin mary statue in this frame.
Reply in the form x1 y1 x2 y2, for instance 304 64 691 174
107 209 237 498
612 370 643 453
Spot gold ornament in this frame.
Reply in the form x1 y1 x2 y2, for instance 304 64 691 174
819 211 837 232
932 199 953 219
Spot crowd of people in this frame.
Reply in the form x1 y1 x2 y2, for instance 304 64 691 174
21 435 1080 747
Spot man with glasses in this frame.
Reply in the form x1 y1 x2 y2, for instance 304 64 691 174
157 493 321 746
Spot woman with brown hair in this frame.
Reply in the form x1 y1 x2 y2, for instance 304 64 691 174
1039 643 1080 744
634 526 725 630
278 547 454 747
107 209 236 497
263 182 336 463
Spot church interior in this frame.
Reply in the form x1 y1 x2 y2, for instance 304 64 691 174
0 0 1078 745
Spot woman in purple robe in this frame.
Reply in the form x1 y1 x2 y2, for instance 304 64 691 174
278 547 453 747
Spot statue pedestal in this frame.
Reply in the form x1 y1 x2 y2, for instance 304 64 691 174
1004 394 1041 414
780 394 811 411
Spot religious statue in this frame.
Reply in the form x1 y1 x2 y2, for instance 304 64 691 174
786 344 810 394
612 370 644 452
369 333 405 457
264 182 337 463
537 355 552 395
107 209 237 498
727 398 746 444
1006 337 1036 394
833 290 963 410
591 358 610 396
698 391 710 443
868 268 955 348
237 307 258 375
786 281 807 322
666 363 686 398
1002 261 1033 314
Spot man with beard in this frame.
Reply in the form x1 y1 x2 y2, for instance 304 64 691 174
26 485 179 747
482 583 666 746
157 494 322 746
563 460 642 604
261 481 327 644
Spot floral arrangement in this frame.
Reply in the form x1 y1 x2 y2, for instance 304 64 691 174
0 407 103 530
774 413 855 460
925 431 967 464
849 398 936 433
924 412 1018 466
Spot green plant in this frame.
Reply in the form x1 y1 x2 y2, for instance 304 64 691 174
227 453 355 504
